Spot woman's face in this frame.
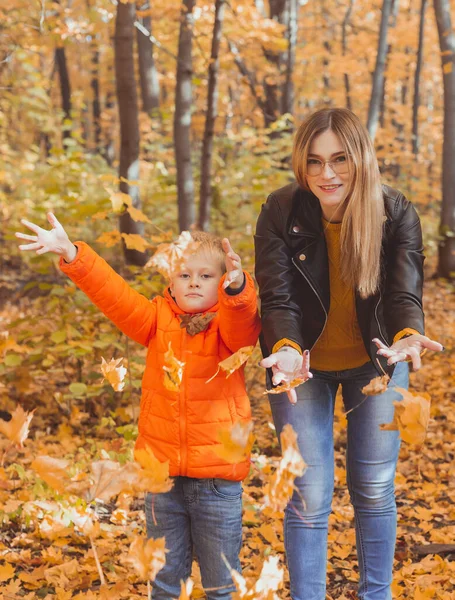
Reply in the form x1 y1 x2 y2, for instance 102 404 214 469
306 129 352 222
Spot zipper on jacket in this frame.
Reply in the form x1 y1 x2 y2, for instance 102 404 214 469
374 291 388 346
179 331 188 476
292 256 328 351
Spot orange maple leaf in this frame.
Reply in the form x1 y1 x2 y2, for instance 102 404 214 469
262 424 307 513
362 374 390 395
227 555 284 599
265 377 307 395
214 421 255 464
380 387 431 445
177 579 194 600
128 535 167 581
207 346 254 383
133 446 174 493
163 342 185 392
0 405 34 448
100 357 127 392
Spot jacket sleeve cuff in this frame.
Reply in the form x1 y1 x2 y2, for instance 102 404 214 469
271 338 302 355
392 328 421 344
223 273 246 296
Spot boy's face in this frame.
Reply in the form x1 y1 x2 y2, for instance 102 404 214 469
170 251 224 313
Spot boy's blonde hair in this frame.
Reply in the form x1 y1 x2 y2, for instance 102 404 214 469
191 231 226 274
292 107 385 298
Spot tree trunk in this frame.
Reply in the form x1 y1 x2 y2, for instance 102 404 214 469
282 0 297 116
114 0 147 266
136 1 160 116
198 0 225 231
55 47 72 140
434 0 455 278
174 0 196 232
342 0 354 111
412 0 427 156
366 0 393 140
91 42 102 152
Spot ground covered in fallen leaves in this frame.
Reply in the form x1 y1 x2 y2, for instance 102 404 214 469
0 260 454 599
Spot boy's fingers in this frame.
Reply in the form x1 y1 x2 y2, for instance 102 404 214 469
20 219 40 233
36 247 49 255
47 212 60 228
19 242 41 251
15 232 37 241
222 238 233 254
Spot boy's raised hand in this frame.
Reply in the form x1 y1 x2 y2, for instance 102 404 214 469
15 212 77 263
221 238 245 290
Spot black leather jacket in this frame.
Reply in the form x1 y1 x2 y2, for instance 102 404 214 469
254 182 425 376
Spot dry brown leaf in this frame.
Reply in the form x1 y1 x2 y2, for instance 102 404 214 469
88 460 140 502
362 374 390 395
134 446 174 493
179 312 217 336
380 387 431 445
262 424 307 513
163 342 185 391
207 346 254 383
214 421 255 464
146 231 200 278
100 357 127 392
264 378 306 395
228 555 284 599
128 535 167 581
0 405 34 448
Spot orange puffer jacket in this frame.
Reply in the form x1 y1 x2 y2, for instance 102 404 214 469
60 242 261 481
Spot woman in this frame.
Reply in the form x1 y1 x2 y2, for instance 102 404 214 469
254 108 442 600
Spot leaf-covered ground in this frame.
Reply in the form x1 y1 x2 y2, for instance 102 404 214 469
0 263 454 599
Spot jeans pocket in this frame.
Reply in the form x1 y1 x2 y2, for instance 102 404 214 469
210 478 243 500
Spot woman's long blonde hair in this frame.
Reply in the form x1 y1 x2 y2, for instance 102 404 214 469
292 108 385 298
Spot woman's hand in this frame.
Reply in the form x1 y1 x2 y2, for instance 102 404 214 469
221 238 245 289
15 212 77 263
260 347 312 404
373 334 444 371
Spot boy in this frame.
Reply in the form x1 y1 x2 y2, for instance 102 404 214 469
16 213 261 599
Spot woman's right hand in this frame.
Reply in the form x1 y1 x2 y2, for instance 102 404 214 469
260 347 312 404
15 212 77 263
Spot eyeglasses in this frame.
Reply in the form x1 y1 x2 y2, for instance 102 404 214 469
306 155 350 176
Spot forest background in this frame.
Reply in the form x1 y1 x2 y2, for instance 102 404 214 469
1 0 455 598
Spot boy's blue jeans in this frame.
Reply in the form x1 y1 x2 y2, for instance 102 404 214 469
145 477 242 599
269 360 409 600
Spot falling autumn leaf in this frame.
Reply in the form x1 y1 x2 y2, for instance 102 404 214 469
227 555 284 600
128 536 167 582
214 421 255 464
264 377 307 395
380 387 431 445
88 460 140 502
178 579 194 600
110 191 132 212
163 342 185 392
133 446 174 494
100 356 127 392
121 233 150 253
361 374 390 395
145 230 200 278
128 205 152 223
206 346 254 383
262 424 307 513
0 405 34 448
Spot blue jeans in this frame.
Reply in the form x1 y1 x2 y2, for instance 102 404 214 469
145 477 242 600
269 361 409 600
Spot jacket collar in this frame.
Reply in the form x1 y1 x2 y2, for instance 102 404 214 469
287 187 324 238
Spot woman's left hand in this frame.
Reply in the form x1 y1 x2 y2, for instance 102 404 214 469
372 334 444 370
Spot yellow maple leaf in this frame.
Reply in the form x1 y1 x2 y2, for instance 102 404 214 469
163 342 185 392
207 346 254 383
214 421 255 464
110 191 132 212
262 424 307 513
133 446 174 493
0 562 15 582
96 230 122 248
121 233 150 253
380 387 431 445
128 205 151 223
361 374 390 396
265 378 306 395
0 405 34 448
145 230 200 278
100 357 127 392
128 535 167 581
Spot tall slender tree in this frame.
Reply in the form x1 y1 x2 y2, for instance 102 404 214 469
55 47 71 140
282 0 297 116
114 0 147 266
198 0 225 231
366 0 393 140
136 1 160 116
174 0 196 231
411 0 427 156
341 0 355 111
434 0 455 278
